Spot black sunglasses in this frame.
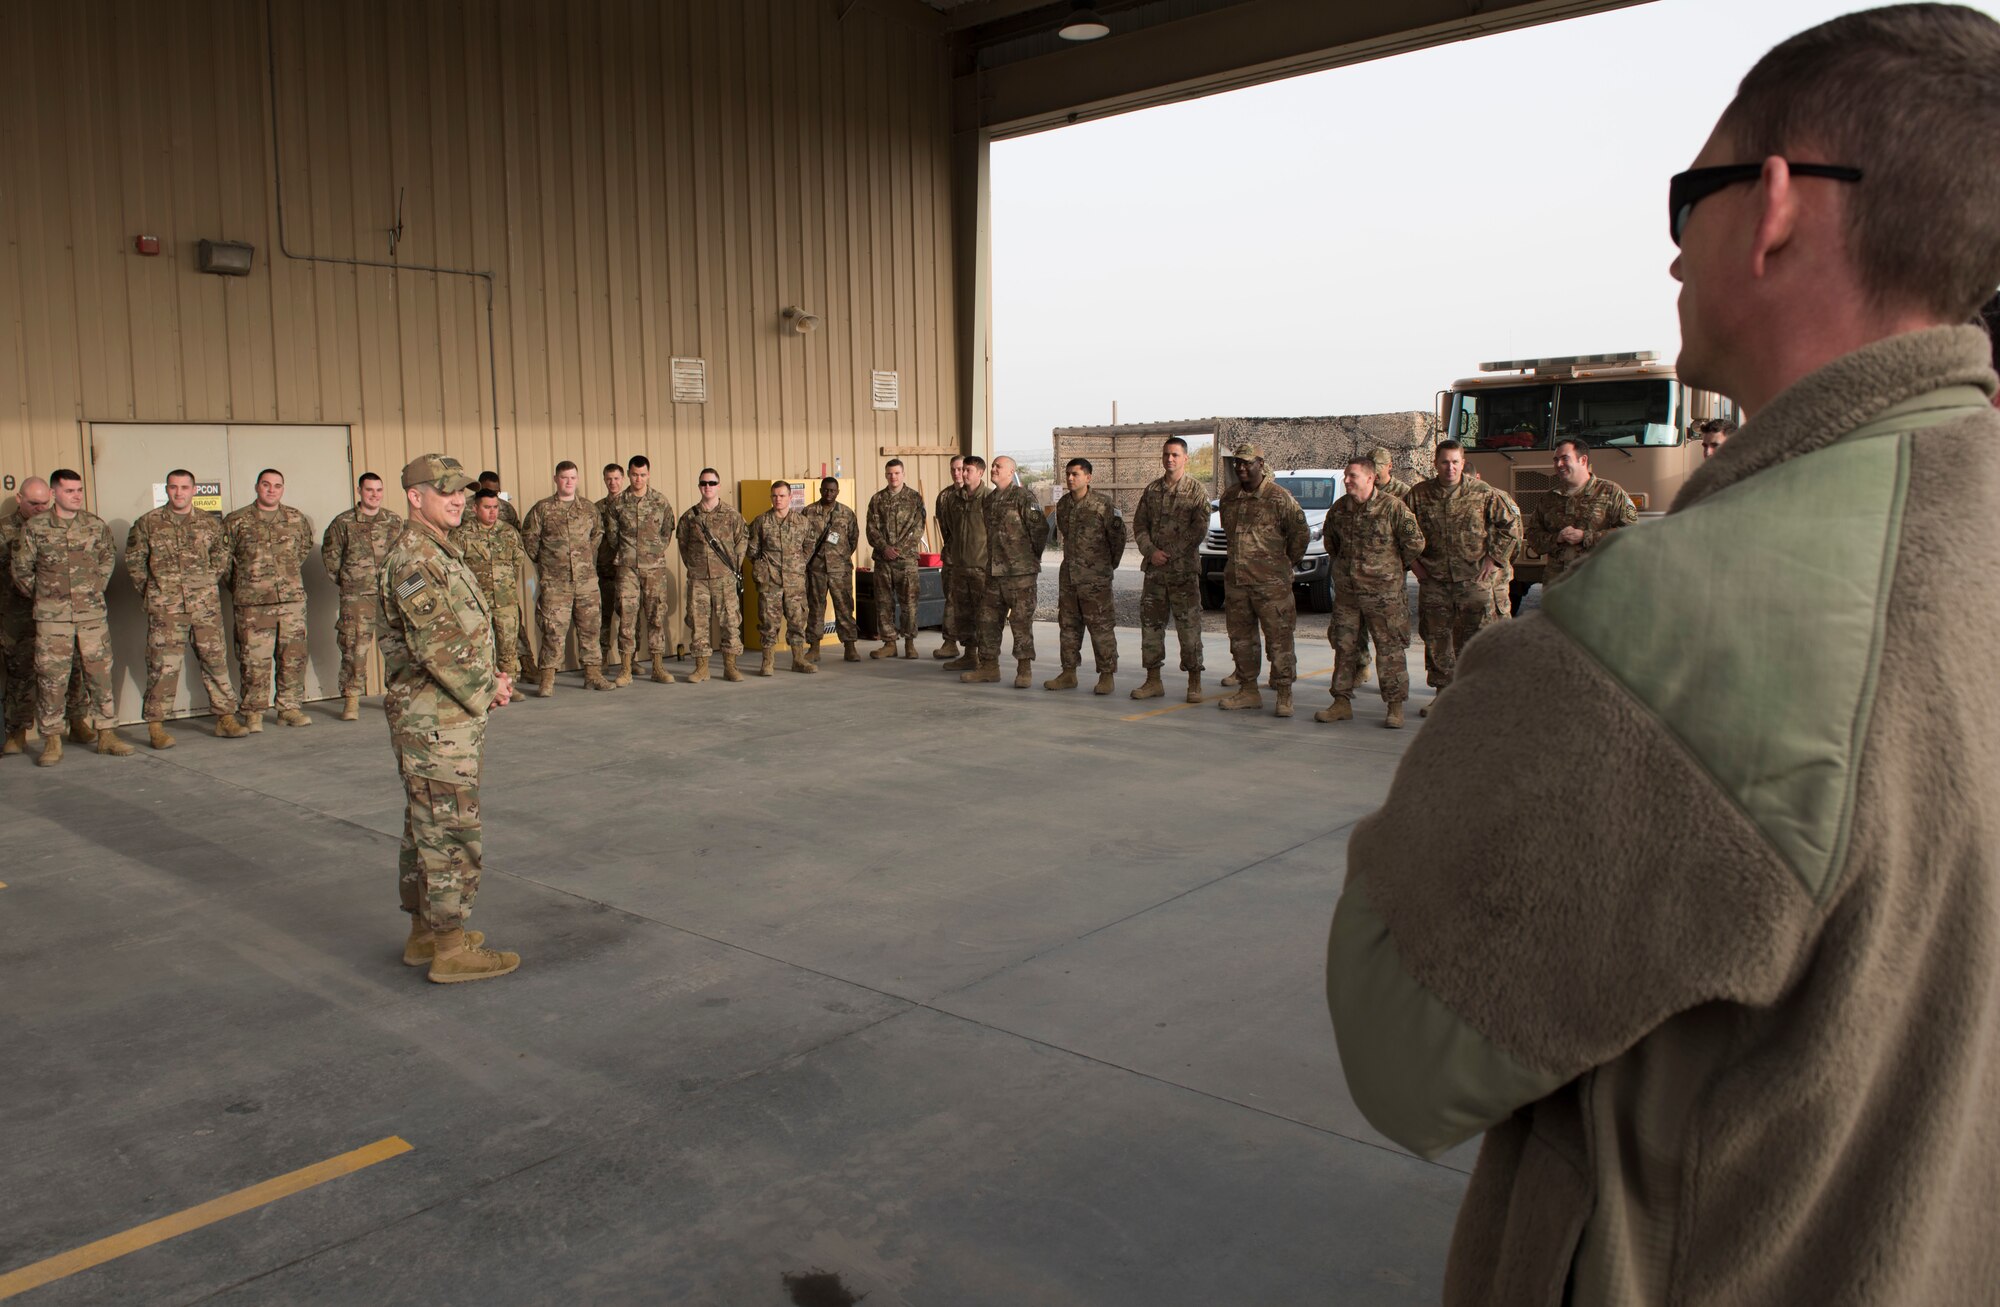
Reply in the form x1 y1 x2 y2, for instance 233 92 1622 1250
698 479 719 487
1669 161 1862 245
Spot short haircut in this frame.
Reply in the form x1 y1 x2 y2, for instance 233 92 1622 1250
1555 438 1592 460
1720 5 2000 319
603 463 622 477
1163 436 1189 454
256 468 283 484
474 487 498 501
627 454 649 472
949 454 964 468
1066 457 1093 474
479 470 500 484
1697 418 1740 437
1435 440 1464 456
698 467 719 480
962 454 987 471
49 468 82 488
165 468 195 483
885 458 904 471
820 476 839 489
1344 455 1375 471
358 472 382 488
555 460 578 475
770 480 791 495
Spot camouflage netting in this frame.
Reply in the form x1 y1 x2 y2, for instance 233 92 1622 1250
1214 413 1441 483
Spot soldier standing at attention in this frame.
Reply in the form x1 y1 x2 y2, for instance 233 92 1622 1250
1406 440 1519 716
675 467 748 683
940 456 991 673
933 455 965 662
476 470 522 529
1130 437 1209 703
800 476 861 663
450 489 530 683
596 463 626 672
476 470 532 675
746 481 818 675
1 477 55 755
127 469 247 746
1217 445 1309 718
381 454 519 984
865 458 926 659
1526 438 1639 586
1372 447 1415 501
607 454 677 685
521 461 614 695
12 469 129 764
1047 457 1126 694
321 472 401 721
968 455 1047 689
223 468 316 731
1317 454 1425 729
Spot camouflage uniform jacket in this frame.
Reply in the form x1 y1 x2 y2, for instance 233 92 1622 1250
984 484 1048 577
125 505 228 614
1056 491 1126 580
747 509 816 584
12 510 116 622
520 496 600 589
948 483 993 571
1379 473 1416 502
799 501 860 570
495 497 522 529
606 487 677 570
222 503 316 605
866 485 926 563
379 521 499 784
1220 479 1309 587
596 497 620 574
1526 475 1640 581
0 514 31 621
1133 474 1209 575
449 518 528 610
321 506 401 596
1327 490 1424 596
676 502 748 580
1407 477 1521 585
934 485 960 566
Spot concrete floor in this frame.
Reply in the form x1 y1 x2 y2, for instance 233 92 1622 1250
0 621 1473 1306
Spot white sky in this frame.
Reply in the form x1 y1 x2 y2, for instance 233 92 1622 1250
990 0 2000 457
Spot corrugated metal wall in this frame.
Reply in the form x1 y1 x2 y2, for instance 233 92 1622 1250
1 0 963 538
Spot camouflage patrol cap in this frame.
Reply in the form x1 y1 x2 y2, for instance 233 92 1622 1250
1371 447 1394 468
1233 443 1266 463
400 453 475 493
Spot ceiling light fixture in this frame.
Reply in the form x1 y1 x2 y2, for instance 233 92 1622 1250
1057 5 1110 41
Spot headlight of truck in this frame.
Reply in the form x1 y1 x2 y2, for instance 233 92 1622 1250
1310 523 1324 541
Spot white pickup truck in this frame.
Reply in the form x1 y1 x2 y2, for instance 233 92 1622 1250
1197 469 1345 613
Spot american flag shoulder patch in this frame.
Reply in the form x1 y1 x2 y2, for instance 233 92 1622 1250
396 571 429 600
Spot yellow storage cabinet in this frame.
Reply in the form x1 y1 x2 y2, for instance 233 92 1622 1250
739 477 854 651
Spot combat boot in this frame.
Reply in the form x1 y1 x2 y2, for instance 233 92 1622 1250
792 644 817 674
66 716 97 745
426 927 520 984
340 693 360 721
584 665 617 691
36 733 61 767
960 659 1000 684
1011 659 1031 689
869 640 897 659
1094 671 1116 696
1130 671 1164 700
1219 670 1240 688
903 637 918 660
651 659 675 684
842 641 860 662
613 651 634 687
1384 702 1405 730
1314 697 1353 724
933 638 960 661
148 721 175 750
402 918 484 966
244 711 264 733
758 648 776 677
4 725 30 755
95 726 134 756
942 651 977 671
1044 668 1078 691
536 668 557 698
1187 672 1203 704
214 714 249 738
689 656 710 683
1274 687 1293 718
722 654 744 682
1218 684 1263 712
278 708 312 727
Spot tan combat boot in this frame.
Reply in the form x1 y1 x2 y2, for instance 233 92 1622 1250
869 639 897 659
614 650 634 687
1219 671 1240 688
1130 671 1164 700
943 650 977 672
584 665 617 691
903 637 918 660
722 654 744 682
651 659 675 684
1218 683 1263 712
792 644 817 674
933 638 960 661
278 708 312 727
402 918 484 967
1044 668 1078 691
1187 672 1203 704
1013 659 1034 689
244 711 264 733
758 648 776 677
95 726 134 756
537 668 557 698
1314 697 1353 724
340 693 360 721
1094 671 1116 696
36 732 62 767
427 927 520 984
66 716 98 745
1274 687 1293 718
2 725 27 755
960 659 1000 684
214 714 249 738
148 721 175 750
1384 702 1405 730
689 656 710 684
842 641 860 662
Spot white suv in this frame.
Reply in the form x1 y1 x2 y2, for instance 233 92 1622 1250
1197 469 1344 613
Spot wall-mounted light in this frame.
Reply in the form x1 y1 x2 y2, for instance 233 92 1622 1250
782 306 822 335
198 239 255 276
1057 4 1110 40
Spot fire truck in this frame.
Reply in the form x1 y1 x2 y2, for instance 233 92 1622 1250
1440 351 1738 607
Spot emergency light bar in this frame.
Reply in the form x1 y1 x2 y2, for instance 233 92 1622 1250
1478 351 1658 373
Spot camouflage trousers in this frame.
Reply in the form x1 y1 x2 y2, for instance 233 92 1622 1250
949 568 989 649
491 604 522 677
234 599 308 713
599 571 620 662
685 575 743 656
806 562 857 643
399 774 482 933
144 605 238 720
35 620 114 732
872 558 919 639
979 574 1037 663
616 565 675 659
1139 567 1203 673
940 564 959 642
1331 587 1411 704
1418 576 1506 690
1058 569 1117 671
1225 579 1296 689
336 591 383 695
755 568 812 650
1336 579 1374 676
2 609 37 732
537 582 603 669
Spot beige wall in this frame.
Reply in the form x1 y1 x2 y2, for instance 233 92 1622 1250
0 0 964 553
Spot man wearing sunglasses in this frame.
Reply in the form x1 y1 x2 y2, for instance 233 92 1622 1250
1330 7 2000 1304
675 469 748 683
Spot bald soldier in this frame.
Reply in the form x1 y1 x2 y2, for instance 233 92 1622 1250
222 468 317 730
968 455 1048 688
126 468 247 746
12 469 130 764
321 471 402 721
1217 444 1309 718
521 460 615 695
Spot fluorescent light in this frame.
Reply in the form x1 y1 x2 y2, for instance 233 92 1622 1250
1058 6 1109 40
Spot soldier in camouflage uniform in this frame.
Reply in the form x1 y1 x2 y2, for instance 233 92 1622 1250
1371 446 1415 501
1217 445 1310 718
1131 437 1210 703
1526 439 1640 586
1048 458 1127 694
1316 455 1425 729
126 469 246 748
1 478 58 754
223 468 317 731
12 469 130 764
866 459 927 659
596 464 625 668
321 472 401 721
967 456 1048 688
450 489 530 678
477 470 523 529
477 469 533 673
933 456 965 661
801 477 861 663
606 455 678 685
521 461 615 695
940 456 992 674
1406 440 1520 715
746 480 819 675
676 467 748 683
381 454 519 984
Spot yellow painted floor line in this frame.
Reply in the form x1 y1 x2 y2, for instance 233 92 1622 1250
1120 667 1336 721
0 1136 412 1301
